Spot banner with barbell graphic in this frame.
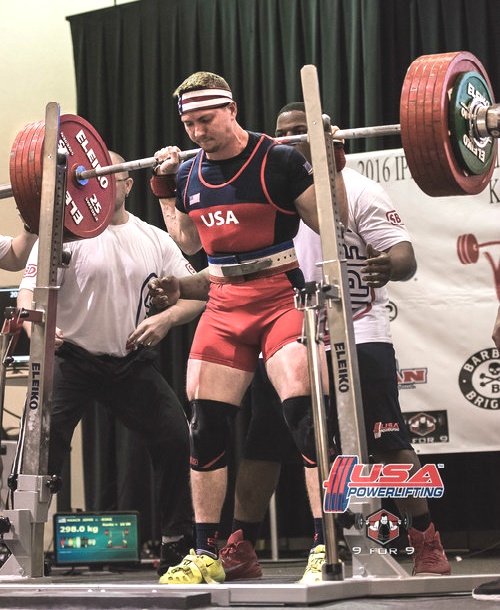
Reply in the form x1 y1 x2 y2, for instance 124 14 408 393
346 147 500 454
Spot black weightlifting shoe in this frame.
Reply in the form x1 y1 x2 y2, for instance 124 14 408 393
473 577 500 601
157 536 194 577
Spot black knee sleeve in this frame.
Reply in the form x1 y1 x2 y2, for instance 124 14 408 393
282 395 332 468
282 396 317 467
189 399 237 471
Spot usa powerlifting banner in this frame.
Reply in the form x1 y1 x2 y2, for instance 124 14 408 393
345 148 500 454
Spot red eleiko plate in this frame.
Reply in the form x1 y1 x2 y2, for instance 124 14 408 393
9 114 115 240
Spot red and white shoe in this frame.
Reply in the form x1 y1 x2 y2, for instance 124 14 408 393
220 530 263 581
408 523 451 576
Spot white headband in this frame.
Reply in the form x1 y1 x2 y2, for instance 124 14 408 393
178 88 233 114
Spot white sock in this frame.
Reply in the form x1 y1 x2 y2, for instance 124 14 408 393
162 534 184 544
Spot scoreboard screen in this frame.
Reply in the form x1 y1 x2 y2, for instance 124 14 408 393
53 511 140 567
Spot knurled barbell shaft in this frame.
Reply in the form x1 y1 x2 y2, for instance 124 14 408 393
0 184 13 199
75 123 402 181
76 151 199 181
0 124 382 199
74 102 499 182
75 100 497 181
0 123 402 194
1 100 499 199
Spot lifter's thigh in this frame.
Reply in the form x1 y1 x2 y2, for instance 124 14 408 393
186 358 253 405
266 340 329 401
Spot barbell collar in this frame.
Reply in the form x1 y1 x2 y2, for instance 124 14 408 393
475 104 500 138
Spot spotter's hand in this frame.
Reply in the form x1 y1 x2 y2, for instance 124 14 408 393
360 244 391 288
148 276 181 310
55 327 64 348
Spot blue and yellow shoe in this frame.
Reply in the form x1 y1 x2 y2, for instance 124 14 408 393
159 549 226 584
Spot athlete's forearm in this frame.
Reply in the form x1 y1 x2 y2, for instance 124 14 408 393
179 268 210 300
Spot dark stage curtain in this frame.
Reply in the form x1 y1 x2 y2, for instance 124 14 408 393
67 0 500 225
64 0 500 547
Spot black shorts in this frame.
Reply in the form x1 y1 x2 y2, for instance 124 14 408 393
242 342 412 461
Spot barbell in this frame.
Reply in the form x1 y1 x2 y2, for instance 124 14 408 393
456 233 499 265
354 512 412 532
0 51 499 240
334 509 412 531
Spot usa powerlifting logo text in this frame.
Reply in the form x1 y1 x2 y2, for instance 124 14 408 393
323 455 444 513
459 348 500 410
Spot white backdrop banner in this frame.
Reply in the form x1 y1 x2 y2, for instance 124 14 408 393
345 148 500 454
